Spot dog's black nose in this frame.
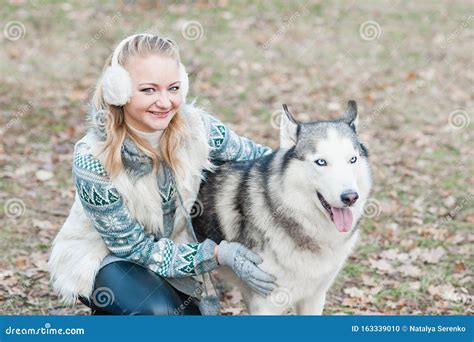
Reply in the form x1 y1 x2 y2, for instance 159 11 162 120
340 191 359 206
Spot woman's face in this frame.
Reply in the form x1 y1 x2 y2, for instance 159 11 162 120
123 54 182 132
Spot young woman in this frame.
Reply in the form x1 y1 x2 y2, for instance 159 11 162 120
48 33 276 315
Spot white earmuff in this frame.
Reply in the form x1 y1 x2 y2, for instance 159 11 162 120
102 34 189 106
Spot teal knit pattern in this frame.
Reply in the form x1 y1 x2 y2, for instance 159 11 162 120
72 113 271 280
205 114 271 161
73 142 217 278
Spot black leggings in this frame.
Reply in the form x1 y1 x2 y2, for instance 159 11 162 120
79 261 201 315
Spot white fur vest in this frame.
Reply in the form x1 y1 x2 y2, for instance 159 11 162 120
48 103 215 304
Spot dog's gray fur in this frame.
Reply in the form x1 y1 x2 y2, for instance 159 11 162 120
193 101 372 314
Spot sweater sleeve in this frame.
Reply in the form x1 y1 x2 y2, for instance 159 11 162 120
72 142 218 277
203 114 272 162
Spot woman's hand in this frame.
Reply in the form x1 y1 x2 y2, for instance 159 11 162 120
216 240 276 297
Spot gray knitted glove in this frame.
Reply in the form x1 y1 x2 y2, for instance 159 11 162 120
217 240 276 297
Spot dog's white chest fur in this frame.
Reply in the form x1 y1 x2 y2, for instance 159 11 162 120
240 230 359 315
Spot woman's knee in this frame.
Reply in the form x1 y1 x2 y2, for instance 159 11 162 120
127 281 184 315
88 260 197 315
134 295 181 316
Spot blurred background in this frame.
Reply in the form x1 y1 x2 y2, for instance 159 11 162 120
0 0 472 315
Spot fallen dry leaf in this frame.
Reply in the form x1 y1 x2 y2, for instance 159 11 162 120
428 284 456 302
369 259 395 274
35 170 54 182
343 287 365 298
454 261 466 273
398 264 423 278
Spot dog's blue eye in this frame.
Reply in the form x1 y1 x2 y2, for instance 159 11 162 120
350 156 357 164
315 159 327 166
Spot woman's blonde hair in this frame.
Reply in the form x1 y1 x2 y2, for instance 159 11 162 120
92 34 189 178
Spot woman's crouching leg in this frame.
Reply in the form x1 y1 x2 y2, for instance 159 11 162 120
82 260 201 315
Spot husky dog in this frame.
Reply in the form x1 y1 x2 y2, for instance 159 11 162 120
193 101 372 315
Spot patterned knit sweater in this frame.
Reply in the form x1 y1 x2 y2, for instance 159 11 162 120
73 113 271 279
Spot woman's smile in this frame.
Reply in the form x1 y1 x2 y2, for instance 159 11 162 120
148 109 172 118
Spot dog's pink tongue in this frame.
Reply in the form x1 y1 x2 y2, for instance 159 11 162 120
331 207 353 232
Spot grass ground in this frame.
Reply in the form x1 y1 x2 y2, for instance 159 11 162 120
0 0 472 315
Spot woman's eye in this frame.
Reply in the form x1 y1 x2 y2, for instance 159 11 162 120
315 159 327 166
169 86 180 92
350 156 357 164
141 88 155 93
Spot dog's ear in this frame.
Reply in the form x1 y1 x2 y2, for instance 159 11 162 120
280 104 299 149
342 100 358 132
